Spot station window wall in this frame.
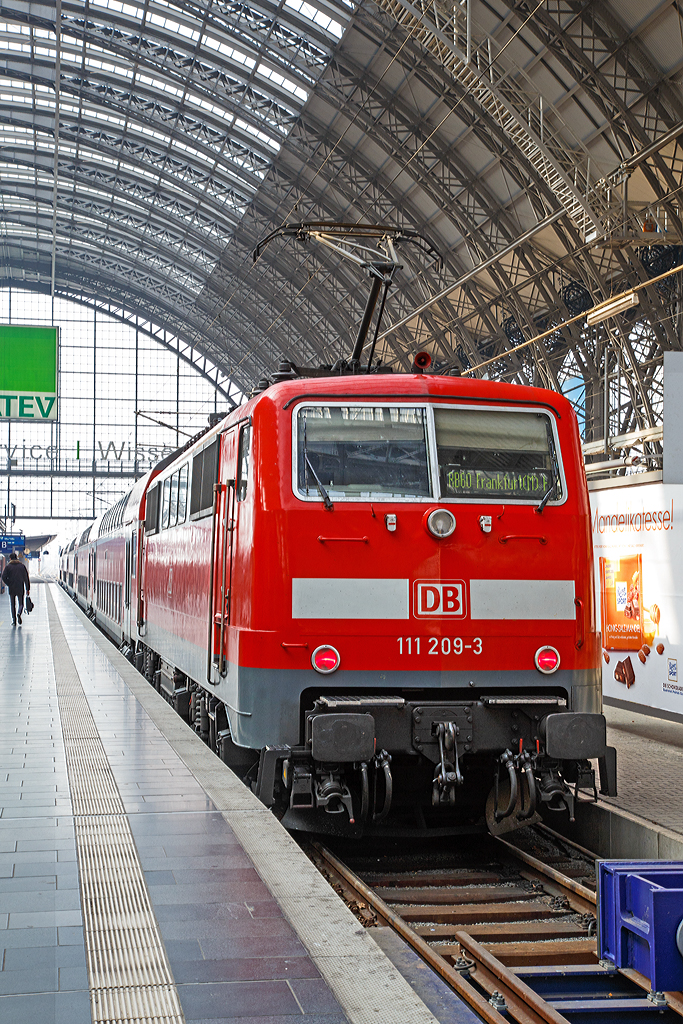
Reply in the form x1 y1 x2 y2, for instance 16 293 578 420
0 289 239 525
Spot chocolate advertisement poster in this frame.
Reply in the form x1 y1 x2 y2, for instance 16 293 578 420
591 481 680 717
599 554 644 650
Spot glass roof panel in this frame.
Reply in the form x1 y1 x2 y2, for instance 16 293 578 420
90 0 142 15
202 35 256 71
147 10 201 41
283 0 344 39
256 63 309 103
234 117 281 152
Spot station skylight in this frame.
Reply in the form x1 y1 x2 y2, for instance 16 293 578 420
283 0 344 38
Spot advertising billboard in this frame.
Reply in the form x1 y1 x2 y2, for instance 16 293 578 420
0 325 58 421
591 481 682 717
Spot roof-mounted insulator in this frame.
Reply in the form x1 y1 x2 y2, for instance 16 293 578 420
271 360 298 383
251 378 272 397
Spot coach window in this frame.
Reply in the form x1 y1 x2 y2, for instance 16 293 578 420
145 484 160 534
177 464 188 523
169 472 179 528
236 426 250 501
161 477 171 530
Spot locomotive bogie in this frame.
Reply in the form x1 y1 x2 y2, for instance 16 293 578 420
58 373 615 835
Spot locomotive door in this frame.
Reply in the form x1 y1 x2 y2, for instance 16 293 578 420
123 534 132 641
209 428 239 680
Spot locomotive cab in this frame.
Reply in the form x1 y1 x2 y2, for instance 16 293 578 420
219 376 616 835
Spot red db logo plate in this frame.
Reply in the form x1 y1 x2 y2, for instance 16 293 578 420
413 580 467 618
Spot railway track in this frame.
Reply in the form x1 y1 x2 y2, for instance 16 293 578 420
306 826 683 1023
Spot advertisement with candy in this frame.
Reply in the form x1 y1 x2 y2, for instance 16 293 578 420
591 481 682 718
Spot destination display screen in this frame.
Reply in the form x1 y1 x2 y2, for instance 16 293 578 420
435 408 561 501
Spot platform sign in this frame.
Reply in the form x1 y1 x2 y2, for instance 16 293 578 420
0 325 58 421
0 535 26 552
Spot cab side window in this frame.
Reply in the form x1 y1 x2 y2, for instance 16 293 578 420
190 438 219 519
161 477 171 530
236 426 251 502
169 472 179 528
145 484 160 534
177 464 188 523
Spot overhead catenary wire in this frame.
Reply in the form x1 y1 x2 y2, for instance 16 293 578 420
251 0 556 350
209 1 551 349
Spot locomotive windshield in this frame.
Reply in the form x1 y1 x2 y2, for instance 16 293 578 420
295 403 563 503
297 406 431 499
434 408 562 502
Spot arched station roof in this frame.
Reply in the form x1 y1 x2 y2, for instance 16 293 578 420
0 0 682 445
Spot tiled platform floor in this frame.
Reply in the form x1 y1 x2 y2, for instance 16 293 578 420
0 581 446 1024
599 703 683 836
0 581 91 1023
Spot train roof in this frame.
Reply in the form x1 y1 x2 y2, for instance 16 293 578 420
242 372 575 420
67 374 578 548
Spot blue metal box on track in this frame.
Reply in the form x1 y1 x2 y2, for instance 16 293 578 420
598 860 683 992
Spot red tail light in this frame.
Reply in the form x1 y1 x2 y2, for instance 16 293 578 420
535 646 560 674
311 645 340 674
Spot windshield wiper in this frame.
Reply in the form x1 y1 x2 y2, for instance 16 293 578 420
536 421 560 514
305 453 334 511
303 418 334 511
535 482 555 514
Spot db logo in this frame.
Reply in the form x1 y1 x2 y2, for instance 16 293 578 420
414 580 467 618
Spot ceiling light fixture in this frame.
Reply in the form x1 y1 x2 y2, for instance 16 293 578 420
585 291 639 325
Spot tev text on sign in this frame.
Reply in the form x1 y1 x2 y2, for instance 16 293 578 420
414 580 467 618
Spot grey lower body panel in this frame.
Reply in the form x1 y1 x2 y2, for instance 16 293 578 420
201 664 600 750
138 619 601 749
144 619 207 687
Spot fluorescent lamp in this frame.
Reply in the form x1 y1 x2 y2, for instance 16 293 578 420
584 455 641 474
586 291 639 326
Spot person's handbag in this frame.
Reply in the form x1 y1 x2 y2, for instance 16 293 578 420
25 595 34 614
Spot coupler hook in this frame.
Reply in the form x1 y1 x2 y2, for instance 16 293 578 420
432 723 462 806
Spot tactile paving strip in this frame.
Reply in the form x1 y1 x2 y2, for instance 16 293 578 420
47 590 185 1024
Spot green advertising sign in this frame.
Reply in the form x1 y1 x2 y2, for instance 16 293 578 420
0 325 58 421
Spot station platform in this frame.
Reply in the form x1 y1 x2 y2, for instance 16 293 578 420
547 699 683 860
601 703 683 837
0 581 445 1024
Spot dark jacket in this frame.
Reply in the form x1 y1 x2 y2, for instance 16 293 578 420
1 561 30 595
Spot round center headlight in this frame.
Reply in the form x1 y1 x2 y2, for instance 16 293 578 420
535 646 560 674
311 645 340 674
425 508 456 539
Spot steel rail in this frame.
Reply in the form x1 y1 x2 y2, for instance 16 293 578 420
494 836 596 907
453 929 572 1024
309 840 509 1024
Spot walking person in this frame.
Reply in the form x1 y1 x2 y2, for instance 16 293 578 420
1 552 30 626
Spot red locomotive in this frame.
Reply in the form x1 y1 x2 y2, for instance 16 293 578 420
61 371 615 835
